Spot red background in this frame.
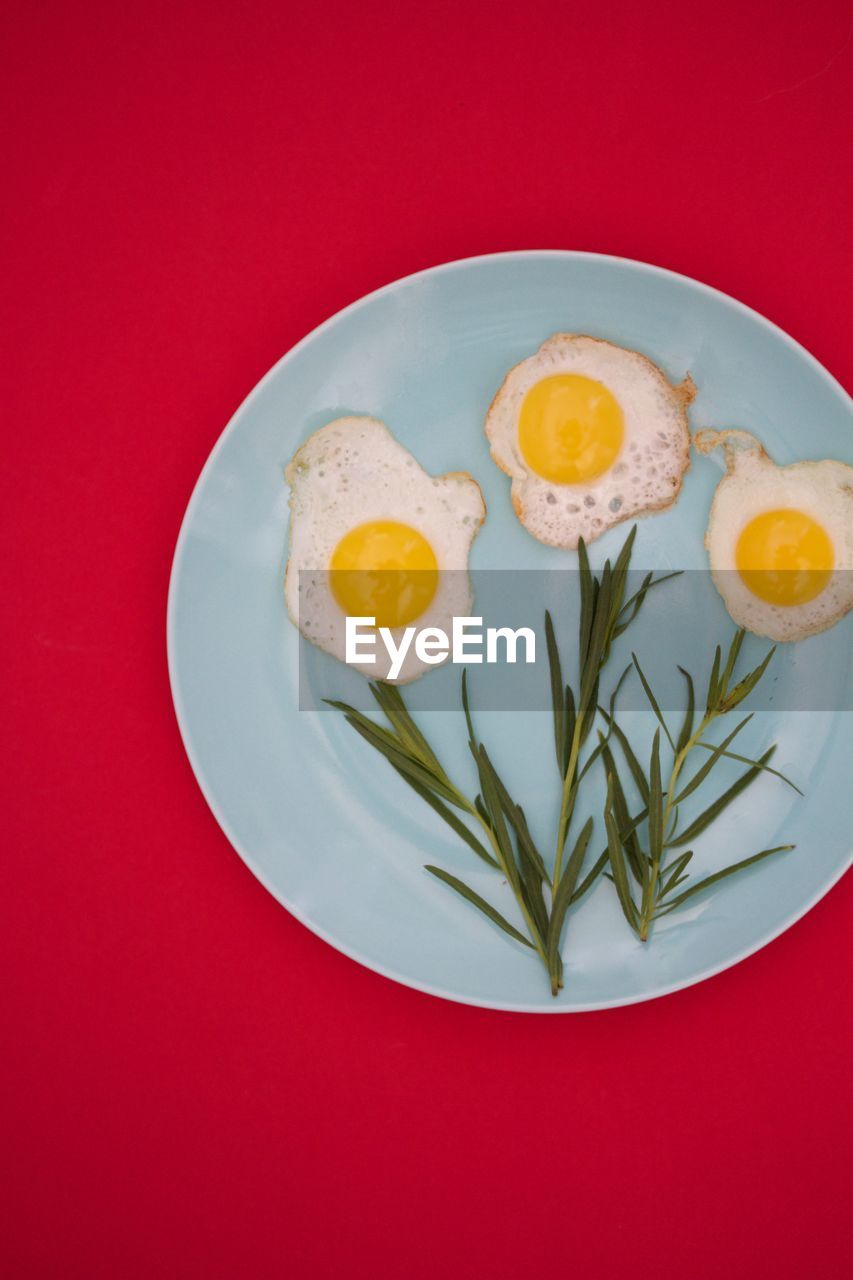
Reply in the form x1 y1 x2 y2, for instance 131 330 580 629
3 3 852 1276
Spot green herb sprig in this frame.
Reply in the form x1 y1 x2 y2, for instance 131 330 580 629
543 527 679 986
601 628 800 941
328 527 677 995
327 678 560 979
326 535 802 996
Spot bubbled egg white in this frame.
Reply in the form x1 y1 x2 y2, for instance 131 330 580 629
697 429 853 642
284 417 485 682
485 334 694 547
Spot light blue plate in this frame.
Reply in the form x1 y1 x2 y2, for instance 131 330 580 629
167 251 852 1011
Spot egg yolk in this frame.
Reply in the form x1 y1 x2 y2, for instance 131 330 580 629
735 508 834 606
329 520 438 628
518 374 624 484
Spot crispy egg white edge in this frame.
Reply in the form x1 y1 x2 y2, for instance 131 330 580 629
696 429 853 641
484 334 694 549
284 416 486 682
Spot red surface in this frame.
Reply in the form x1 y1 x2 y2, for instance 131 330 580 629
3 3 852 1276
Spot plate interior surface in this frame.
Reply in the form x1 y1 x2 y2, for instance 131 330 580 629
168 252 852 1011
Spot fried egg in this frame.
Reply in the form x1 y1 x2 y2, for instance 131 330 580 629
484 335 694 548
284 417 485 681
696 429 853 641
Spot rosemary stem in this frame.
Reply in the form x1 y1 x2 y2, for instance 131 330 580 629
638 715 711 938
551 719 584 895
466 800 550 971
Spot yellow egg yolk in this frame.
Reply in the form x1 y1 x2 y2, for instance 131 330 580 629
735 508 834 606
518 374 624 484
329 520 438 628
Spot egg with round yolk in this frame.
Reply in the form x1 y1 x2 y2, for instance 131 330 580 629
696 429 853 642
329 520 439 629
284 417 485 682
485 334 694 548
518 373 625 485
735 508 834 607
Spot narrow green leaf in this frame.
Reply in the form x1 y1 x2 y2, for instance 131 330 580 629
606 664 633 723
719 645 776 712
631 653 675 749
611 524 637 582
719 628 745 697
576 734 607 784
648 729 663 863
706 644 722 713
584 561 612 687
661 872 690 898
544 610 565 775
471 747 537 875
674 715 753 804
424 866 534 948
478 748 548 954
578 537 594 667
618 806 650 843
578 674 601 745
547 817 594 973
658 845 795 913
489 772 547 882
474 794 490 826
513 807 548 883
599 709 650 804
668 747 777 847
692 742 802 794
387 763 497 867
569 849 609 903
556 774 583 857
604 778 640 930
676 666 695 754
579 564 612 714
461 668 477 750
563 817 594 900
599 735 645 885
613 569 651 637
476 745 520 890
325 699 402 755
658 850 694 898
614 570 682 636
517 850 550 944
563 684 576 777
341 713 461 807
369 682 443 775
606 526 637 645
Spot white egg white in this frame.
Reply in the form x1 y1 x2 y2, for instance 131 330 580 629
696 429 853 642
485 334 694 548
284 417 485 682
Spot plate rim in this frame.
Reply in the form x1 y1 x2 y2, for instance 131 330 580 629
166 248 852 1013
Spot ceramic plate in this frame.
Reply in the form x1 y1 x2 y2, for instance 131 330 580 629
167 251 852 1011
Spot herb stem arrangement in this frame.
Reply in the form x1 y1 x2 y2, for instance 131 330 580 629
328 676 556 976
601 629 800 942
543 528 678 990
328 526 800 997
